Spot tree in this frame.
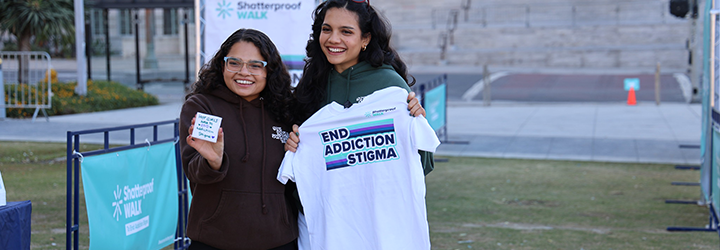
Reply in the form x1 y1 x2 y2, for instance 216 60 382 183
0 0 75 83
0 0 75 52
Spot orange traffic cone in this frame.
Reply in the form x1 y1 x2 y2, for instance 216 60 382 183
627 87 637 106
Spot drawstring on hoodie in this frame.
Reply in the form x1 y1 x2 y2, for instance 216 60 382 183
343 66 353 108
239 97 268 214
260 98 268 214
239 101 249 162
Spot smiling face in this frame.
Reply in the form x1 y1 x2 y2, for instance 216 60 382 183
223 41 267 102
319 7 371 73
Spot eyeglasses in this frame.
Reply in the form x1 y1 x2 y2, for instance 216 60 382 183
223 57 267 75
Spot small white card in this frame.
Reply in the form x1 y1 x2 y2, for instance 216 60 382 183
192 112 222 143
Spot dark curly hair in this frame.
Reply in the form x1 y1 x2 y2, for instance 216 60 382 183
187 28 295 124
293 0 415 123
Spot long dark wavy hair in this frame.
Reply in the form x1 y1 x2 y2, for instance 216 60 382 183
293 0 415 123
187 28 295 124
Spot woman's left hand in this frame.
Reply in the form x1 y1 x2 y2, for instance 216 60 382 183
407 91 426 117
187 116 225 170
284 124 300 152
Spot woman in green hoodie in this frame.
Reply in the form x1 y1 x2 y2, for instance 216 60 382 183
286 0 435 248
288 0 431 167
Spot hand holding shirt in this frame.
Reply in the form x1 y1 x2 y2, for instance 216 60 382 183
278 86 440 250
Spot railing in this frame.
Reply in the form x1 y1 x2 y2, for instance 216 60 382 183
66 119 189 250
410 74 448 142
436 9 459 63
0 51 52 122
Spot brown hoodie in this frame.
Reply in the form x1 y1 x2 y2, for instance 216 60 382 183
179 85 297 249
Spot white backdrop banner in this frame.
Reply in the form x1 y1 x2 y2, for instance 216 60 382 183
204 0 315 78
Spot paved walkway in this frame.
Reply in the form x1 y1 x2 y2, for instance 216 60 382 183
0 57 703 165
439 101 701 165
0 98 702 165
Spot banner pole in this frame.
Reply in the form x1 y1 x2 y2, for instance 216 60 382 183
0 58 5 119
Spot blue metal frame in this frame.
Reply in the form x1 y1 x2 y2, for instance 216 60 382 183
411 74 468 145
667 203 720 234
667 118 717 233
65 119 190 249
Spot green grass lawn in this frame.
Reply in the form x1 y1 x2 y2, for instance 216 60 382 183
1 142 103 249
1 142 718 249
428 157 719 249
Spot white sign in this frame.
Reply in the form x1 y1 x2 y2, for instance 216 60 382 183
192 112 223 143
203 0 315 72
623 78 640 91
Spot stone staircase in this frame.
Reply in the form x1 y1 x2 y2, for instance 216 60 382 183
371 0 693 72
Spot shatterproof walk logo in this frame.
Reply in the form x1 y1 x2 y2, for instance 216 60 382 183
320 119 399 170
214 0 303 20
216 0 233 19
110 179 155 236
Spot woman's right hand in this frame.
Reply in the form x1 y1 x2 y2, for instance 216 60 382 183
284 124 300 152
187 116 225 170
407 92 426 117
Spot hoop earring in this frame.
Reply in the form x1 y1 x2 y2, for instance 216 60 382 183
362 45 367 51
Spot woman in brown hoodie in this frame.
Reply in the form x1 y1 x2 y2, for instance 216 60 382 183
179 29 298 250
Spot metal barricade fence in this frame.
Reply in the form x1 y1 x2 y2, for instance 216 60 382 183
411 74 448 142
0 51 52 121
66 119 190 250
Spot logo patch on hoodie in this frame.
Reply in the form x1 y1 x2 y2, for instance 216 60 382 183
272 126 289 143
364 107 397 118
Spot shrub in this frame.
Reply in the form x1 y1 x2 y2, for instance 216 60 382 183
4 79 159 118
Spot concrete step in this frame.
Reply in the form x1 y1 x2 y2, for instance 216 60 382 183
372 0 692 70
399 46 688 72
393 24 690 50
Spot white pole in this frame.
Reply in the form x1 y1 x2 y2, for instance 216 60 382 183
74 0 87 95
195 0 203 75
0 58 5 119
711 11 717 108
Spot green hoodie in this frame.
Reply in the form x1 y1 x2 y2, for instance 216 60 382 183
325 61 410 107
325 61 435 175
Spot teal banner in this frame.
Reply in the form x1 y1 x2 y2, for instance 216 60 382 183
713 129 720 217
81 142 178 250
424 84 447 131
700 0 713 203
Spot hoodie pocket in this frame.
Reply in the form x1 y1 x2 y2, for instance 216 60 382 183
200 190 293 247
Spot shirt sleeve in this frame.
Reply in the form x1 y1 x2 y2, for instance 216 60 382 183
277 150 296 184
411 115 441 153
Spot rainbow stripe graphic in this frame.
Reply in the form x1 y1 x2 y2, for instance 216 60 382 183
324 119 395 170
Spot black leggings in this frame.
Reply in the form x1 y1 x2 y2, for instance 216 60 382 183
188 239 298 250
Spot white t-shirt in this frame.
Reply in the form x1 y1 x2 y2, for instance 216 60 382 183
278 87 441 250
